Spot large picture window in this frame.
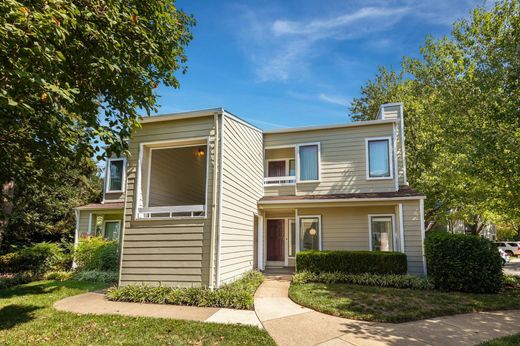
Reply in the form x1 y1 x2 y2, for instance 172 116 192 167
366 138 392 179
300 216 321 251
298 144 319 181
369 216 393 251
106 158 125 192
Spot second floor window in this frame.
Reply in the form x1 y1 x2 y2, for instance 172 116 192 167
298 144 319 181
107 158 125 192
367 138 392 179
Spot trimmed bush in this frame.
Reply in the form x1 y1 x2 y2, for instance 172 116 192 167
425 232 503 293
73 270 118 284
45 271 74 281
107 271 264 310
292 271 434 290
74 237 119 272
296 250 407 275
0 273 33 289
0 243 66 276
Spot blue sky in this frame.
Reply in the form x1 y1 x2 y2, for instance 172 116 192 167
152 0 485 129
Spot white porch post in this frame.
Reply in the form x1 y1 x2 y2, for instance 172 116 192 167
87 212 93 236
257 214 264 271
295 208 300 253
399 203 405 253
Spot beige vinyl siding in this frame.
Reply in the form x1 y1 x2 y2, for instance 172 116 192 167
265 147 295 160
104 192 125 202
264 185 296 196
402 200 425 275
78 211 92 238
120 115 215 287
380 104 406 186
264 124 396 195
77 210 123 238
218 116 264 285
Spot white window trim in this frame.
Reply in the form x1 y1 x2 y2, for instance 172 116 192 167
102 220 121 240
136 137 210 221
365 137 393 180
297 215 322 251
368 214 395 251
265 158 296 186
296 142 321 183
105 158 127 193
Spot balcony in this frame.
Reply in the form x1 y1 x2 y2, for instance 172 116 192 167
137 205 205 219
264 175 296 185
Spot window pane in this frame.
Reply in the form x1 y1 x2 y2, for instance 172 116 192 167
371 217 392 251
104 222 120 241
289 220 296 257
268 161 286 177
300 217 320 251
368 140 390 177
109 160 124 191
299 145 318 181
289 160 295 176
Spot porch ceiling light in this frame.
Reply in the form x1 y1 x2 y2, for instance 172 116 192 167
308 228 317 236
196 148 205 157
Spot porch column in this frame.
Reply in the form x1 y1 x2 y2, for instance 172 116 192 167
257 214 264 270
398 203 405 253
87 212 93 236
295 208 300 253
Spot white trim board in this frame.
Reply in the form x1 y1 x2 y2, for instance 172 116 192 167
365 136 394 181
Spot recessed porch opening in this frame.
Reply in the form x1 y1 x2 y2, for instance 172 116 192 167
137 139 208 219
264 147 296 185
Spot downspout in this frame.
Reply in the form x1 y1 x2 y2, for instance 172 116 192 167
399 104 408 185
208 112 220 289
216 113 225 288
117 169 129 287
393 123 399 192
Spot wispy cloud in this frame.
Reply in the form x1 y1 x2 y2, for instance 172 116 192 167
318 93 350 106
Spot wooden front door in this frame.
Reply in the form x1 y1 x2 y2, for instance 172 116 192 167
267 219 284 261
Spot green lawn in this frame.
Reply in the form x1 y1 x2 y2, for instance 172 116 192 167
0 280 275 345
289 283 520 323
479 333 520 346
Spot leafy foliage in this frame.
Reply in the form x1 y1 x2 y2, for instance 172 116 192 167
350 0 520 232
0 272 33 289
0 242 67 276
425 232 503 293
45 271 74 282
292 271 434 290
107 271 264 310
74 237 119 272
72 270 118 284
296 250 407 275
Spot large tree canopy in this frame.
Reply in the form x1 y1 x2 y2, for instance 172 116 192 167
351 0 520 234
0 0 195 247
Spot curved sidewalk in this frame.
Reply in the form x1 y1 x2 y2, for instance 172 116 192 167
54 291 262 328
254 275 520 346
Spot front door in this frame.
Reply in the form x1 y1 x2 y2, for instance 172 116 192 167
267 219 284 261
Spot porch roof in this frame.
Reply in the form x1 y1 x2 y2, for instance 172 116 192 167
75 202 125 211
258 186 425 205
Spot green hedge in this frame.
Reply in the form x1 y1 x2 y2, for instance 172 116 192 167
107 271 264 310
425 232 503 293
0 243 67 276
73 270 118 284
296 250 407 275
74 237 119 272
292 271 434 290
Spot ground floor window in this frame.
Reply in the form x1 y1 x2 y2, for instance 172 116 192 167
370 216 393 251
300 216 321 251
103 220 121 241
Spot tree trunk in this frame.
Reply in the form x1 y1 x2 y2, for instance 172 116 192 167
0 181 15 249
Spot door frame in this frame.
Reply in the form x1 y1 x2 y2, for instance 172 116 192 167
264 218 295 267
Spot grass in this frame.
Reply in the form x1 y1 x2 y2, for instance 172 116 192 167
0 280 275 345
479 333 520 346
289 282 520 323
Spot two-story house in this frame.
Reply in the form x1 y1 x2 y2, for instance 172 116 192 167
74 102 426 288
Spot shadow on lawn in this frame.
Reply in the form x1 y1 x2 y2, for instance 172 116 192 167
0 280 102 300
0 304 40 330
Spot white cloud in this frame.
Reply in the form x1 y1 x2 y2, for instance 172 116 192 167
318 93 350 106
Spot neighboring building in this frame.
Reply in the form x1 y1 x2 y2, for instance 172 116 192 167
74 102 427 288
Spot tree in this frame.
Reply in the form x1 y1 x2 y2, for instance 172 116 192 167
0 0 195 246
350 0 520 232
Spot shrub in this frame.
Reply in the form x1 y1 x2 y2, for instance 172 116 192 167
107 270 264 310
0 243 66 276
45 271 74 281
292 271 434 290
73 270 118 284
296 250 407 275
503 275 520 289
0 273 33 289
74 237 119 272
425 232 503 293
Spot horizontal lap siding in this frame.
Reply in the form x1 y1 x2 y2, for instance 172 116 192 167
264 124 396 195
120 116 215 287
219 117 263 285
299 206 395 251
264 185 296 196
78 211 91 237
402 200 425 275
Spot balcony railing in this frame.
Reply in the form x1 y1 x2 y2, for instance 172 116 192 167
264 175 296 185
137 205 205 219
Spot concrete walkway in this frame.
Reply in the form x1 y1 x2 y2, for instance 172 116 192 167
254 275 520 346
54 291 262 328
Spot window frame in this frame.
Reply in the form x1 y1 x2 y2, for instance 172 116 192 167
368 214 395 251
102 219 121 241
365 137 393 180
265 158 296 179
298 215 322 251
296 142 321 183
105 158 127 193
